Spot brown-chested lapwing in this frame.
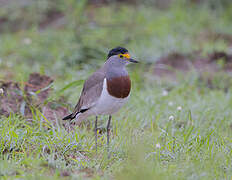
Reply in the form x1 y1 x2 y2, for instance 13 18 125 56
63 47 138 154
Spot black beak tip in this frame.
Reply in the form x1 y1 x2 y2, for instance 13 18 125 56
129 58 139 63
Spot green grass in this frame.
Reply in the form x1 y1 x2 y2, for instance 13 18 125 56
1 1 232 179
1 77 232 179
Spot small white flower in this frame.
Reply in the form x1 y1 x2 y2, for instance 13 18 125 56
23 38 32 45
169 115 174 121
168 101 173 106
177 106 182 111
162 90 168 96
0 88 4 95
156 143 161 149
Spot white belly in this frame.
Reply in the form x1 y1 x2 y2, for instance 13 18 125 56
90 78 130 115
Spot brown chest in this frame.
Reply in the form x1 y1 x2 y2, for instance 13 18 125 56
106 76 131 98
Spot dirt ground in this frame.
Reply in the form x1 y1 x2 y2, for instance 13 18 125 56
153 51 232 79
0 73 69 127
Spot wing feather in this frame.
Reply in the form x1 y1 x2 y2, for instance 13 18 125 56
71 67 106 117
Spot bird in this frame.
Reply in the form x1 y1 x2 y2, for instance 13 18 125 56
63 47 138 153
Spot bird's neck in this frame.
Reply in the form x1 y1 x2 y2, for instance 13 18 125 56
105 66 128 80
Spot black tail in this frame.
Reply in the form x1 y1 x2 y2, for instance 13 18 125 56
62 109 88 120
62 113 75 120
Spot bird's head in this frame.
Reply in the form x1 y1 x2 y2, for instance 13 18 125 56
107 47 138 67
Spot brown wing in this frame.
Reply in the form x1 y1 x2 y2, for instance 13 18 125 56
71 67 106 117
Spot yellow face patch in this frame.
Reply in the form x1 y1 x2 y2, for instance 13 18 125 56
118 53 131 59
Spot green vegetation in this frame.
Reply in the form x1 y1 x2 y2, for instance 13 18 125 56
1 0 232 179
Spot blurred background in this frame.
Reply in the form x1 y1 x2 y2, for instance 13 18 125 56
0 0 232 75
1 0 232 179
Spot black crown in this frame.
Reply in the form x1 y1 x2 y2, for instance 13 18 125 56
107 47 128 59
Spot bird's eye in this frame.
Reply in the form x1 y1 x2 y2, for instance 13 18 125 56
120 55 123 58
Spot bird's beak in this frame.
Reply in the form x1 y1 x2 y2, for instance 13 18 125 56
128 58 139 63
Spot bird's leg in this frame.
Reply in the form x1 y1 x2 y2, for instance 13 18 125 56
95 116 98 153
107 115 112 156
